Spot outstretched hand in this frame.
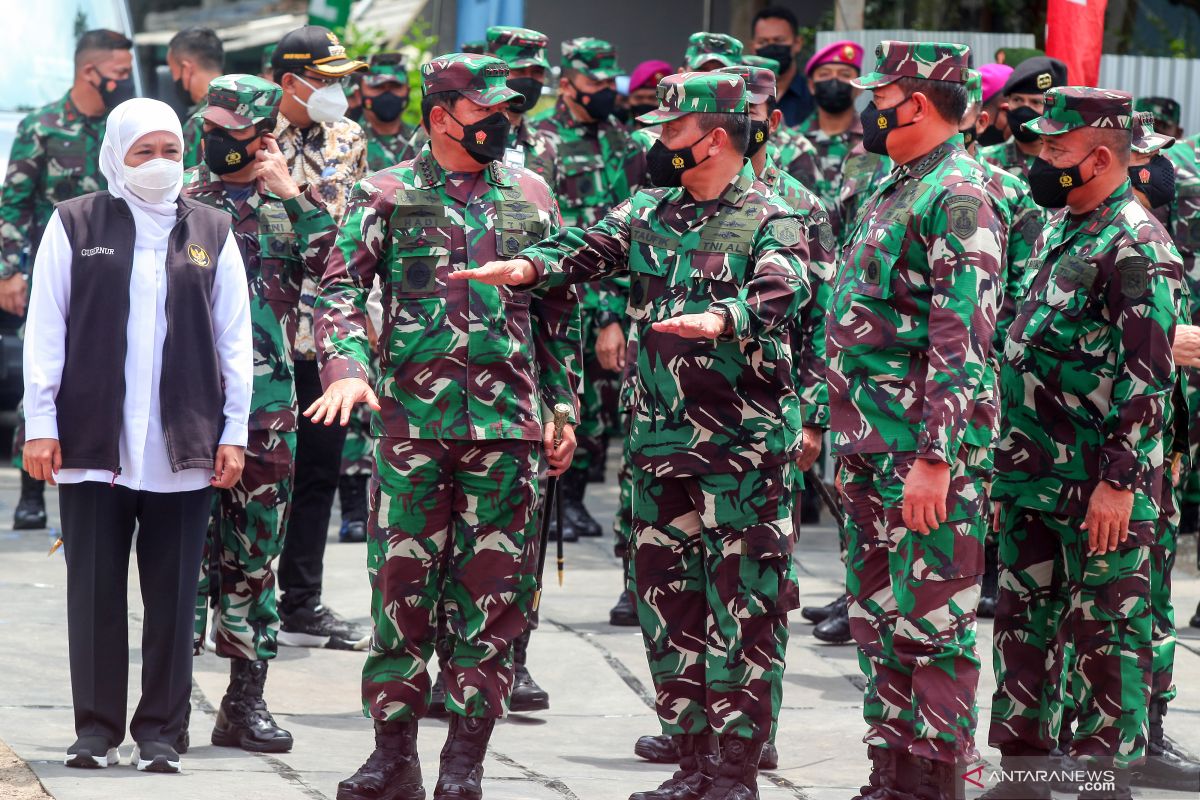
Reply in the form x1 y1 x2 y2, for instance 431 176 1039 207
448 259 536 286
651 311 726 339
303 377 382 427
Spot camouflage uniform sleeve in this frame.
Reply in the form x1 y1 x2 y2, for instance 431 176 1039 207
284 186 338 281
315 180 385 387
786 136 822 194
796 211 835 428
530 201 584 423
708 212 810 340
0 112 45 276
917 182 1004 463
181 110 205 171
522 197 635 287
1099 238 1181 489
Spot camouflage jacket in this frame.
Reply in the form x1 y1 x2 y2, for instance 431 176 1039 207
761 155 835 429
827 136 1006 462
0 92 106 277
316 144 581 441
273 113 368 361
794 112 864 213
504 116 557 188
833 143 891 245
1165 134 1200 320
976 155 1045 344
364 120 419 173
183 164 337 431
182 100 207 171
979 138 1034 182
993 182 1182 522
770 126 821 196
522 160 811 477
536 101 644 318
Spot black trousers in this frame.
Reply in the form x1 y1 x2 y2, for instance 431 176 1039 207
278 359 347 615
59 482 211 746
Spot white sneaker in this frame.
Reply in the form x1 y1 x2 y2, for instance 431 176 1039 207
131 742 181 774
64 737 119 769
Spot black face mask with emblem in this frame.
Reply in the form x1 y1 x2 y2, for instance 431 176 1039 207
860 98 915 156
94 70 136 111
646 130 714 188
1028 152 1094 209
204 129 255 176
572 84 618 121
447 110 511 164
1129 154 1176 209
746 119 771 157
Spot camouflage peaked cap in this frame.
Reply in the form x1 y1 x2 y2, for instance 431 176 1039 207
684 32 744 71
421 53 521 106
853 41 971 89
1025 87 1133 136
637 72 747 125
743 54 781 76
203 74 282 131
1134 96 1181 128
717 65 775 104
562 37 621 80
364 52 409 88
487 25 550 69
965 68 982 108
1132 111 1176 154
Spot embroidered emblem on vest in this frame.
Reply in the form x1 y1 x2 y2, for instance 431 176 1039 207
188 243 211 267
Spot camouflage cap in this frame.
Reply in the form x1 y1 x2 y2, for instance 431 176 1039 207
461 40 487 55
421 53 522 106
637 72 747 125
742 54 781 76
684 32 744 71
716 65 775 104
965 68 982 108
1025 86 1134 137
1134 96 1181 128
852 41 971 89
1132 111 1176 154
202 73 283 131
261 43 277 74
562 37 621 80
364 52 409 88
486 25 550 70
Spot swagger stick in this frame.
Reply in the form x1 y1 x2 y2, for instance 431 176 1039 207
533 403 571 611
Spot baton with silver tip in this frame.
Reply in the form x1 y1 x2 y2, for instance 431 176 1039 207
533 403 571 611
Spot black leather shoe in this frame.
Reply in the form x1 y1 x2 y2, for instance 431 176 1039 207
635 734 681 764
211 659 293 753
435 715 494 799
13 471 46 530
800 596 840 624
1132 699 1200 792
812 596 853 644
508 664 550 713
630 734 717 800
610 591 640 626
337 719 424 800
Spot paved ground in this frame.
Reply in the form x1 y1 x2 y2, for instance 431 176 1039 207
1 462 1199 799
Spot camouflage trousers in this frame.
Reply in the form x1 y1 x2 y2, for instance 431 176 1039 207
341 406 374 477
195 428 296 660
575 309 622 474
363 437 540 722
838 448 989 764
989 507 1152 768
1150 516 1178 704
630 463 799 740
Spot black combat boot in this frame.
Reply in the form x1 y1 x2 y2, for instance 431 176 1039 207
800 595 841 624
508 629 549 713
799 482 821 525
557 466 602 538
435 715 495 799
812 595 852 644
630 733 718 800
13 470 46 530
977 753 1052 799
211 659 293 752
610 588 640 626
1180 500 1200 536
977 539 999 618
1077 759 1132 800
339 474 369 543
908 755 964 800
636 734 682 763
586 436 608 483
853 746 900 800
701 734 764 800
1132 698 1200 791
337 719 424 800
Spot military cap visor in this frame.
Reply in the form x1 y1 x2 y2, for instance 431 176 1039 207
852 41 971 89
1024 87 1134 137
202 104 258 131
422 54 523 107
272 26 368 78
1132 112 1176 153
636 73 747 125
201 79 280 131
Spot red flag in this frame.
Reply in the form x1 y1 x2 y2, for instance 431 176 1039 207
1045 0 1108 86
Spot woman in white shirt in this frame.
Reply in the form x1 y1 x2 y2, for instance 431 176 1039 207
21 98 253 774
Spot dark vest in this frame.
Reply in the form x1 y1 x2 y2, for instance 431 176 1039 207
54 191 232 474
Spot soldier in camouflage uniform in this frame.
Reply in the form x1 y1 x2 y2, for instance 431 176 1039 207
359 52 420 171
486 26 558 186
827 42 1005 800
1136 96 1183 141
182 74 337 755
268 25 373 649
461 70 811 800
167 27 225 170
986 88 1182 800
309 54 581 800
536 37 645 540
793 40 864 214
979 56 1067 182
0 29 134 531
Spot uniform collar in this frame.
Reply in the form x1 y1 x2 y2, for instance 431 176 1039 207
1076 181 1134 236
901 136 961 178
715 160 757 207
412 143 514 190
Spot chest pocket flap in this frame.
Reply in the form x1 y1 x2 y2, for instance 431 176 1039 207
843 239 898 300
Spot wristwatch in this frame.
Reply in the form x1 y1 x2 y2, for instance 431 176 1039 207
709 305 733 338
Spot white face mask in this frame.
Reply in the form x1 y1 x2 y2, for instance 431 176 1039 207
296 76 349 123
122 157 183 204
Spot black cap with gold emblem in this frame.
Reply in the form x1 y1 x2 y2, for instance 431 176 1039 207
271 25 368 78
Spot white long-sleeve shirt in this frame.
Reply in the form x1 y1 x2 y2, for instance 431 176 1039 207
23 210 253 492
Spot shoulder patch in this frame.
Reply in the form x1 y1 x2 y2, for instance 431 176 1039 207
769 217 803 247
1019 215 1043 246
1117 255 1151 299
945 195 983 239
815 221 836 253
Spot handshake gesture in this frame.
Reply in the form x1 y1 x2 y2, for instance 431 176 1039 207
451 259 729 339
